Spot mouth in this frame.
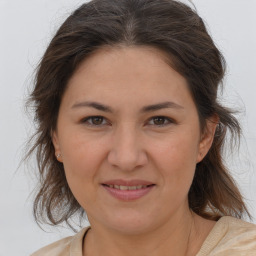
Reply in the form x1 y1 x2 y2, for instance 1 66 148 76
102 184 154 190
101 180 155 201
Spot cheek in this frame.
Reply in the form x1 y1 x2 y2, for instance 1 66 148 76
150 132 199 185
59 134 108 207
60 132 106 181
154 130 199 162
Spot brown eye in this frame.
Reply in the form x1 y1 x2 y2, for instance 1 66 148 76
148 116 174 127
81 116 108 126
91 116 104 125
153 117 166 125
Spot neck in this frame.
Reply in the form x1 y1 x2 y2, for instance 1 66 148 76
83 209 213 256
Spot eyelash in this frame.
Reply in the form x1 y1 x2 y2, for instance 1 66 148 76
80 116 176 127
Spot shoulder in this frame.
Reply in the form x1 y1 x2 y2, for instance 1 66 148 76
30 227 89 256
198 216 256 256
220 217 256 247
31 236 73 256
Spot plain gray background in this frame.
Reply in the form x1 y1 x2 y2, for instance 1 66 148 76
0 0 255 255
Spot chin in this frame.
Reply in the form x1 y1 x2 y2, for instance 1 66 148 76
98 209 160 236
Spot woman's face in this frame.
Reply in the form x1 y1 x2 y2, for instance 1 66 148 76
53 46 215 234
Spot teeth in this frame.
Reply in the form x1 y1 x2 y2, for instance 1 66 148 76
107 185 149 190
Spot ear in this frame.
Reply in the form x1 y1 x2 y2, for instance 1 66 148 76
51 130 63 162
197 115 219 163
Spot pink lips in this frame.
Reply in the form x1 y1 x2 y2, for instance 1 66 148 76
102 179 155 201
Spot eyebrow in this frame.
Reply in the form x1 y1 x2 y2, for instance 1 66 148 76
71 101 184 113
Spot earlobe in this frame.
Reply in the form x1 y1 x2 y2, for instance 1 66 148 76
197 115 219 163
52 130 63 162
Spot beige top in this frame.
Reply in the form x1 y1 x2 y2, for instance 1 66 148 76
31 216 256 256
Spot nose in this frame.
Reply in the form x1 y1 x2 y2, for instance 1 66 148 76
107 124 148 172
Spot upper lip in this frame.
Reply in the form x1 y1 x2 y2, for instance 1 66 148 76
102 179 155 186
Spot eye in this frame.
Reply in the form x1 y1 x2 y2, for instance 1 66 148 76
147 116 175 127
81 116 109 126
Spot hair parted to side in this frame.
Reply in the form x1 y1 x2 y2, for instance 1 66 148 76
27 0 251 228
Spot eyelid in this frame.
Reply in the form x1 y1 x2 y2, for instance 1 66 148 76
80 115 176 127
146 116 176 127
80 116 110 126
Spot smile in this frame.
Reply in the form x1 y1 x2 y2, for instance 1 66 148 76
102 181 155 201
104 184 150 190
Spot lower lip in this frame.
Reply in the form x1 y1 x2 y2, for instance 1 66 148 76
102 185 155 201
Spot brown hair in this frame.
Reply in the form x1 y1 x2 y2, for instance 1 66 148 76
27 0 251 228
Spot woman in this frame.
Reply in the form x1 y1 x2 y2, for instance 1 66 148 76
28 0 256 255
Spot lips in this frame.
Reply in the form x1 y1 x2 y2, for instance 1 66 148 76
104 184 149 190
102 179 154 186
102 179 155 201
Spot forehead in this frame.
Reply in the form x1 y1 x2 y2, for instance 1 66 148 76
63 46 193 110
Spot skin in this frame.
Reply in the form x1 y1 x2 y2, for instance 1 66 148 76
53 46 218 256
